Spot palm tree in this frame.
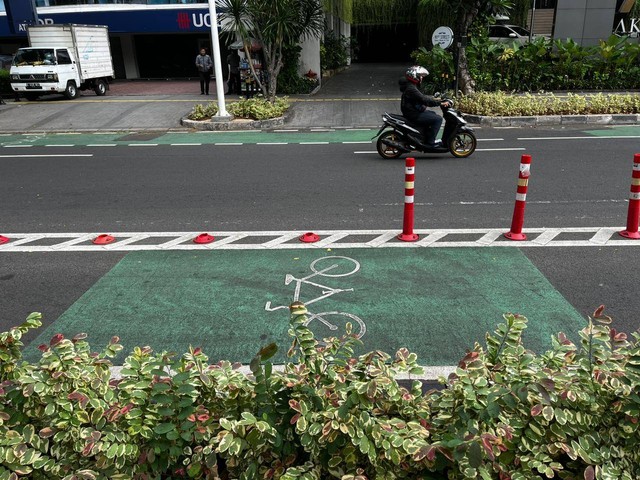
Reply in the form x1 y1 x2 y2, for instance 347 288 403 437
418 0 513 94
218 0 324 102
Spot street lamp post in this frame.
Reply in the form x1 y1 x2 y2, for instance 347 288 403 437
208 0 230 118
529 0 536 42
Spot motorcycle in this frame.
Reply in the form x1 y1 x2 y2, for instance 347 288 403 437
374 98 477 159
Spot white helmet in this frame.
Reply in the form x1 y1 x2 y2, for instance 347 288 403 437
406 66 429 85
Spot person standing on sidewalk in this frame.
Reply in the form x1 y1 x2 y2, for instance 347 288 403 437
226 50 241 95
195 48 213 95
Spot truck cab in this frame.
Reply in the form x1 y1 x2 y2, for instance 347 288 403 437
11 47 83 100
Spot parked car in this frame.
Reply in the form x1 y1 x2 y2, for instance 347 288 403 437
0 54 14 70
488 25 532 45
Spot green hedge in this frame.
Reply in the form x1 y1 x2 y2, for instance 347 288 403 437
457 92 640 117
1 305 640 479
0 70 11 97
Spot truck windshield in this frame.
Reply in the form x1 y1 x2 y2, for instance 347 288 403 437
13 49 56 66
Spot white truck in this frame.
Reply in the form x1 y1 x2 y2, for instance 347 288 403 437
10 24 114 100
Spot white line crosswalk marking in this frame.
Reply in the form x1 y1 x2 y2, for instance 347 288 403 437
0 228 638 252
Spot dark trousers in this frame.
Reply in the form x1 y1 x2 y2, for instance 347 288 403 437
412 110 443 146
227 71 241 94
198 71 211 94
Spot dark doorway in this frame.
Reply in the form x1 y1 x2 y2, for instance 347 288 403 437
353 24 418 63
135 33 217 79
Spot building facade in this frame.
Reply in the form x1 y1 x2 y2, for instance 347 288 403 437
0 0 323 80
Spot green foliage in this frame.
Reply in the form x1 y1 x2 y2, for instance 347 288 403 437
0 70 11 96
187 102 219 121
227 97 290 120
2 305 640 478
352 0 417 25
187 97 290 121
323 0 353 24
412 32 640 93
457 91 640 116
277 44 319 95
321 30 349 71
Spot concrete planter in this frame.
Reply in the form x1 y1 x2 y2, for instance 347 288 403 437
181 115 285 131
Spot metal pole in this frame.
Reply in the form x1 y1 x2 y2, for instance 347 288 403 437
529 0 536 42
207 0 229 118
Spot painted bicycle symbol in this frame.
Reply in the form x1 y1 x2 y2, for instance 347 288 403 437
265 256 366 339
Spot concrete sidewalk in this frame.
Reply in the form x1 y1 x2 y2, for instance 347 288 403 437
0 63 407 133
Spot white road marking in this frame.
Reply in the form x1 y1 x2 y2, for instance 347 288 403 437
128 143 158 147
170 143 202 146
476 148 525 151
0 227 637 252
87 144 117 147
0 154 93 158
300 142 329 145
3 145 32 148
257 142 288 145
45 144 74 147
518 135 640 141
214 142 243 146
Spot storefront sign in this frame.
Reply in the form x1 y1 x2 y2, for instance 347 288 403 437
0 7 219 37
614 0 639 37
4 0 37 34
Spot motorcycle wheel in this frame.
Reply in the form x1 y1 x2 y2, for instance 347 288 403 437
376 131 404 159
449 132 477 158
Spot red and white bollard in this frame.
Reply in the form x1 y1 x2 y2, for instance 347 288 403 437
619 153 640 240
504 154 532 241
398 157 419 242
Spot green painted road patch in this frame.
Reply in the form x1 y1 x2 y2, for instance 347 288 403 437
586 126 640 137
25 248 585 365
0 130 375 147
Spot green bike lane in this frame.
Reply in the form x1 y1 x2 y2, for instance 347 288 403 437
24 247 585 366
0 130 376 147
2 125 639 148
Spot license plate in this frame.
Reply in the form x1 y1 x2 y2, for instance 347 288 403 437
26 83 41 89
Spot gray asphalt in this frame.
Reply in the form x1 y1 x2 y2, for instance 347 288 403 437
0 63 406 132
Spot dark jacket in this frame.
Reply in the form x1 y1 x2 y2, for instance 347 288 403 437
399 77 440 121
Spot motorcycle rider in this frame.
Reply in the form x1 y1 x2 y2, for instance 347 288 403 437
399 66 451 148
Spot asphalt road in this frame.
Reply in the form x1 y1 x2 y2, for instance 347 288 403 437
1 124 639 346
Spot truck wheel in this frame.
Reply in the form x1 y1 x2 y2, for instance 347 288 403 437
94 79 107 96
64 81 79 100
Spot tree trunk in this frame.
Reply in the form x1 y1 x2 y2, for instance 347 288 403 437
455 3 479 95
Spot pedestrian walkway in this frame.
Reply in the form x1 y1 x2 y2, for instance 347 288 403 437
0 64 407 132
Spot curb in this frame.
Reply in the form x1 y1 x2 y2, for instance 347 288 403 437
180 115 285 131
464 113 640 127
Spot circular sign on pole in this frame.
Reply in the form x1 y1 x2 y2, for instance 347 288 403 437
432 26 454 49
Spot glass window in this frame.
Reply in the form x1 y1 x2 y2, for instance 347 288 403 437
13 48 56 66
0 0 5 12
57 49 72 64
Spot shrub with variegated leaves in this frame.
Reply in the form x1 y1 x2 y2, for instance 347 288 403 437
1 304 640 479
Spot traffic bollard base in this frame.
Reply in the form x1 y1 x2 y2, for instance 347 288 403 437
619 230 640 240
193 233 215 244
398 233 419 242
504 232 527 241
